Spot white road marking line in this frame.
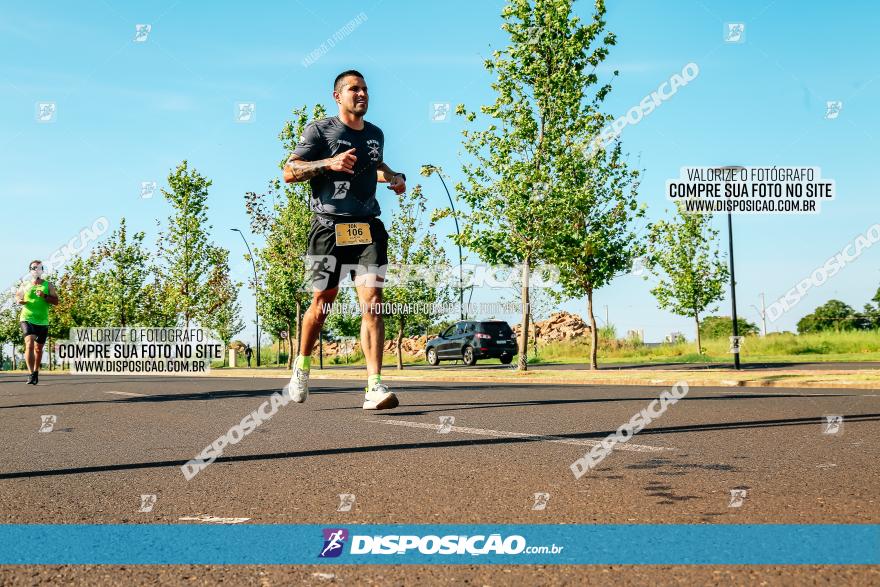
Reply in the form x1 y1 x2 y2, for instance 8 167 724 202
178 515 250 524
104 391 146 397
369 419 669 453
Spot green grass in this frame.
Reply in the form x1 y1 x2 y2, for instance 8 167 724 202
523 329 880 364
214 330 880 369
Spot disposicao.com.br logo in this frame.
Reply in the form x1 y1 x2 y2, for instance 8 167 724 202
318 528 563 557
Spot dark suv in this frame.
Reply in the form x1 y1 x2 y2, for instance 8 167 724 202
425 320 518 366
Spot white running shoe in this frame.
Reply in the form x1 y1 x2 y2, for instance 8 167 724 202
363 382 399 410
284 366 309 403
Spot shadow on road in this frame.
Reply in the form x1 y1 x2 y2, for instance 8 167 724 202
1 413 878 481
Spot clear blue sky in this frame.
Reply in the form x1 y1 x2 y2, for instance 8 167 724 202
2 0 878 343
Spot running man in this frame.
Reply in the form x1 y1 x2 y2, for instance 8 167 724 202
282 70 406 410
15 260 58 385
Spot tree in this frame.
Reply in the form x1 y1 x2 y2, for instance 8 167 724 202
862 286 880 329
492 0 644 370
797 300 868 333
384 184 450 369
201 246 245 365
699 315 759 339
643 204 729 354
244 105 322 367
323 287 361 340
51 256 101 341
157 161 216 328
0 292 22 370
89 218 151 327
450 0 623 370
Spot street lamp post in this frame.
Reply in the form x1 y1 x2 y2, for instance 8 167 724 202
231 228 260 367
422 164 465 320
717 166 745 370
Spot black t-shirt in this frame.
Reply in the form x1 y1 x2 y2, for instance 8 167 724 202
289 116 384 218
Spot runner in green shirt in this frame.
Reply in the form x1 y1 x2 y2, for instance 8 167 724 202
15 260 59 385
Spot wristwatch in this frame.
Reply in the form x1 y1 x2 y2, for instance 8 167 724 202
395 173 406 182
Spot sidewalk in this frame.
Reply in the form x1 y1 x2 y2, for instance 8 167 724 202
202 364 880 390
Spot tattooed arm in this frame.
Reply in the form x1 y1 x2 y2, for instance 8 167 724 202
283 148 358 183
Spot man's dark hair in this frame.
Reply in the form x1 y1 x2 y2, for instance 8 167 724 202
334 70 365 93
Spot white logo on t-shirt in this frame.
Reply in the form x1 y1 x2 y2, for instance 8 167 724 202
366 139 380 162
332 181 350 199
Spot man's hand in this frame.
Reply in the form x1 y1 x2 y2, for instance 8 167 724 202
284 149 357 183
386 173 406 195
327 148 357 174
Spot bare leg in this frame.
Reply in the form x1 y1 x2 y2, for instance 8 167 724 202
24 336 35 373
355 284 383 378
33 342 45 372
299 288 339 357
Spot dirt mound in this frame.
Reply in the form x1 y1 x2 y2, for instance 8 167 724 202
313 336 428 357
513 311 591 343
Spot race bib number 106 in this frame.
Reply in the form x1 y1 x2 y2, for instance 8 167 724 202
335 222 372 246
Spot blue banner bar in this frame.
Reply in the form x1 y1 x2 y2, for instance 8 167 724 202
0 524 876 565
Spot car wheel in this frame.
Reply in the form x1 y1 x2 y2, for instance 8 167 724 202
499 354 513 365
426 348 439 366
462 346 477 366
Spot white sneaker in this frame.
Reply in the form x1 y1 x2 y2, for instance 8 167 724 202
363 382 399 410
284 366 309 403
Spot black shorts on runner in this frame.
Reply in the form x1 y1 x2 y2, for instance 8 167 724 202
305 214 389 291
20 321 49 344
306 215 388 291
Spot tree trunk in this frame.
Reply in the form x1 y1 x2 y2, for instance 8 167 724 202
518 259 530 371
695 311 702 355
396 315 405 370
295 302 303 354
286 317 294 369
587 289 599 370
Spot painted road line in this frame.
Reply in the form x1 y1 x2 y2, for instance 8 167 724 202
178 515 250 524
369 419 669 453
104 391 147 397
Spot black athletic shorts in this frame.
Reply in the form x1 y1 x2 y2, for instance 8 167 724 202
20 321 49 344
306 214 389 291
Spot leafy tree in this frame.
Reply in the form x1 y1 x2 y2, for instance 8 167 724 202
51 257 100 340
384 184 450 369
797 300 868 333
643 204 729 354
495 0 644 370
862 286 880 329
245 105 323 366
699 316 759 339
157 161 216 328
89 218 151 327
201 246 245 365
0 292 22 369
450 0 626 370
323 287 361 340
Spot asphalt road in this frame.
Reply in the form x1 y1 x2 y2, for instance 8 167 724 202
1 373 878 585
